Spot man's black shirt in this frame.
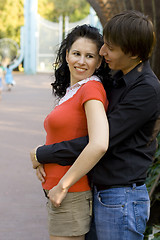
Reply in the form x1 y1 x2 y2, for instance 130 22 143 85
37 61 160 186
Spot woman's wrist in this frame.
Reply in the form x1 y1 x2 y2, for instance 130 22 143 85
58 178 70 192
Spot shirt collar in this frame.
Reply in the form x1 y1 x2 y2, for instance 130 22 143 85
69 75 101 90
113 60 150 87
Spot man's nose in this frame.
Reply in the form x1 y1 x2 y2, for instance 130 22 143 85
99 45 107 56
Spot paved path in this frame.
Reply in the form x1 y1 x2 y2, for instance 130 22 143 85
0 72 56 240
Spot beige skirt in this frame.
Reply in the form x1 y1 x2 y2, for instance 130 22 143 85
45 190 92 237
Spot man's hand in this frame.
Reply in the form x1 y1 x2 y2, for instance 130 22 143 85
30 147 41 169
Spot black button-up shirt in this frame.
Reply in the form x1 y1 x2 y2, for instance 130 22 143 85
37 61 160 186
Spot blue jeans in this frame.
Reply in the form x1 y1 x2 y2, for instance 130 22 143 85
93 184 150 240
85 212 98 240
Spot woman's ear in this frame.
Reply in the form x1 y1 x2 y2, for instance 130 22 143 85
96 57 102 70
66 50 69 63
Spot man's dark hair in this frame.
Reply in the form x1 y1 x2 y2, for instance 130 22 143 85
103 10 156 61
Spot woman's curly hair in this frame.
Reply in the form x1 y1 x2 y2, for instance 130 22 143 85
51 24 112 98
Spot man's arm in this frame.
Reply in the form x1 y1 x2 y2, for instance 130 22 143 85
36 136 89 165
35 80 158 166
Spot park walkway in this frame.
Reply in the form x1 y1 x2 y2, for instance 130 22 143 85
0 72 56 240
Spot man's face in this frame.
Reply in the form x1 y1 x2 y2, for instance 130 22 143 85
99 38 138 75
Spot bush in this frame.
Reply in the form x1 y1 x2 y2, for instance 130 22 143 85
145 132 160 239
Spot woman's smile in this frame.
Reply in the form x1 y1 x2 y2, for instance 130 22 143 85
66 37 101 85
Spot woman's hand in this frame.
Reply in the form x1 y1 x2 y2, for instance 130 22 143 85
36 164 46 182
48 184 68 208
30 147 41 169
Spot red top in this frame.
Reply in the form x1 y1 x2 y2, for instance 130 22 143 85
42 79 108 191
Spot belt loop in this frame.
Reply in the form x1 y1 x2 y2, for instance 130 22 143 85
132 183 136 189
94 186 98 193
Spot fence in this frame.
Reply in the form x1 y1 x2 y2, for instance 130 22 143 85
36 9 102 73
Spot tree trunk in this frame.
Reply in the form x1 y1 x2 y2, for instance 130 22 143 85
87 0 160 78
87 0 120 26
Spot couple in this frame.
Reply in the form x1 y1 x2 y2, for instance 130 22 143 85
30 10 160 240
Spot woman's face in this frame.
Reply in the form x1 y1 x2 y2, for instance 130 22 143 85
66 37 101 86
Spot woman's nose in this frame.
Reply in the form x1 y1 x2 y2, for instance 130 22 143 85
78 56 85 64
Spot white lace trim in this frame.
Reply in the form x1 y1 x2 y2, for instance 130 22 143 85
58 75 101 106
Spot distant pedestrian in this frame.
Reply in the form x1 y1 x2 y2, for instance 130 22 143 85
0 63 4 99
5 64 15 91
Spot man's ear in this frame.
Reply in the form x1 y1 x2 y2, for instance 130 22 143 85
130 55 142 64
130 55 139 60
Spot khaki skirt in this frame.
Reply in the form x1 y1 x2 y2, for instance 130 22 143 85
45 190 92 237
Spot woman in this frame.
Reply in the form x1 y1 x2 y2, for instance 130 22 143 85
30 24 110 240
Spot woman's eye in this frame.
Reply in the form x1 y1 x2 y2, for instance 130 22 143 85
87 54 94 58
73 52 80 56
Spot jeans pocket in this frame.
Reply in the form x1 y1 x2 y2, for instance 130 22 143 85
98 194 124 208
96 192 125 224
133 200 150 234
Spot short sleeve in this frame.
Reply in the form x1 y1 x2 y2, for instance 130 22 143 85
79 81 108 110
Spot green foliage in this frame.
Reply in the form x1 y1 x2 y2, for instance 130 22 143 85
0 0 6 9
38 0 90 22
38 0 90 39
153 235 160 240
144 226 160 239
155 133 160 159
38 0 55 20
0 0 24 44
145 132 160 202
0 0 90 45
145 132 160 239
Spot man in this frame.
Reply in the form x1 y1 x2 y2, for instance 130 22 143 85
31 10 160 240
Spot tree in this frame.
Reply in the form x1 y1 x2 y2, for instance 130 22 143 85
38 0 55 21
87 0 160 79
38 0 90 22
86 0 119 26
0 0 24 44
38 0 90 39
0 0 90 44
0 0 6 9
